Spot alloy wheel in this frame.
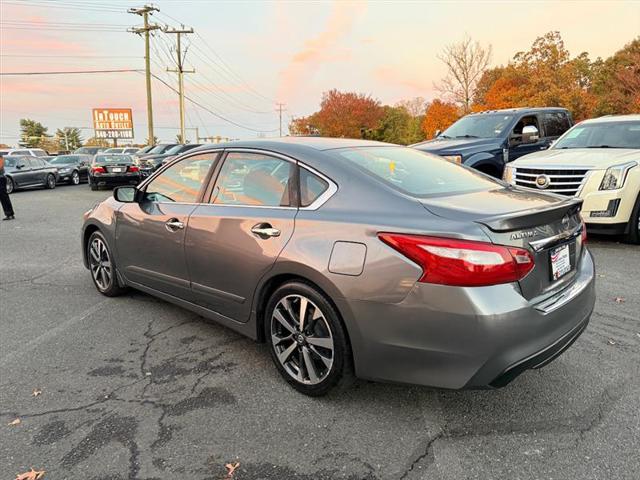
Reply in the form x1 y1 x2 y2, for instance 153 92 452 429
72 171 80 185
6 178 14 194
47 174 56 189
89 237 113 291
271 294 334 385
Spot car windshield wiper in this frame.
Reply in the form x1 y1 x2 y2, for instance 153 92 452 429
437 134 452 139
586 145 621 149
455 135 479 139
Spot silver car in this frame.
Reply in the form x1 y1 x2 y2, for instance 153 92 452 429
82 138 595 396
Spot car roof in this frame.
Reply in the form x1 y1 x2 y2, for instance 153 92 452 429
578 114 640 124
467 107 569 116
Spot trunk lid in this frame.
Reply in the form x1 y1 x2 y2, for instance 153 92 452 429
420 186 586 300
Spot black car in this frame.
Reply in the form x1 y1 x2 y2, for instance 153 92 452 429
412 107 574 178
74 146 106 156
48 154 92 185
3 155 59 193
139 143 203 176
89 154 141 190
137 143 179 160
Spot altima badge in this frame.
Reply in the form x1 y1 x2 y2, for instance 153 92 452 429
511 230 536 240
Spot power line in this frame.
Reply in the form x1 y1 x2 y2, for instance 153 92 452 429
0 69 143 76
0 54 140 58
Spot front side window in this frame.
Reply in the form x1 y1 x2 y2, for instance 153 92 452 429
145 153 216 203
212 152 293 207
553 121 640 149
336 146 499 197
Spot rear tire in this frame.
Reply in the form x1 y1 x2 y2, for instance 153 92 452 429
265 281 354 396
87 231 126 297
45 174 56 189
6 177 14 194
624 194 640 244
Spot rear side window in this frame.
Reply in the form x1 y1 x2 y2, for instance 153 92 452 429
212 152 293 207
335 146 499 197
145 153 216 203
31 149 47 157
300 168 329 207
543 112 571 137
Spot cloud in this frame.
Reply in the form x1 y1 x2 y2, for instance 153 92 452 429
374 66 436 97
276 1 366 103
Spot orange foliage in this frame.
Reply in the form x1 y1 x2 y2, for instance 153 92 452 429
312 89 384 139
421 100 461 139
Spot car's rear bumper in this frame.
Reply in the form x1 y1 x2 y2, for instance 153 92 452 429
90 173 140 187
339 250 595 389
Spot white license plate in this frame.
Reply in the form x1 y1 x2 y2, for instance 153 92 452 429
111 167 124 173
550 243 572 280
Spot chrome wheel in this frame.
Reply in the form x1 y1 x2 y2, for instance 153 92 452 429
6 177 14 194
271 294 334 385
71 170 80 185
46 174 56 189
89 237 113 291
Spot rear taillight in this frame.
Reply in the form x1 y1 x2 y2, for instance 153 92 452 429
92 166 105 174
128 165 139 172
378 233 535 287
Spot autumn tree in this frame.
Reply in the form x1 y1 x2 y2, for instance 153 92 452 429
84 136 111 147
289 115 319 136
310 89 384 139
436 35 492 113
421 100 461 139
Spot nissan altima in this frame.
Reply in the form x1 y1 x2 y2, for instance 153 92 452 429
81 138 595 396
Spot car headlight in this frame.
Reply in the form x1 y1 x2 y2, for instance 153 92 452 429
599 161 637 190
59 167 70 173
503 165 515 184
442 155 462 164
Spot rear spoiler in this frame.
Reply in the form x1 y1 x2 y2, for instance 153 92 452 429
474 198 583 232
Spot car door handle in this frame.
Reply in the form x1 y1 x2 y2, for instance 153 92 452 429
165 218 185 232
251 223 281 238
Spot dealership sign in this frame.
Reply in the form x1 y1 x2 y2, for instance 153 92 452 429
92 108 134 139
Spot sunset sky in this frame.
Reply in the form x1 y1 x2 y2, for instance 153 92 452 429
1 0 639 145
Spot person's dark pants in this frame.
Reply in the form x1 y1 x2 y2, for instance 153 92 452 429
0 176 14 217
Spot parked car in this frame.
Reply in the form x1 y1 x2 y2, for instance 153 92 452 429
89 154 141 190
140 143 203 173
0 147 49 157
412 107 574 178
136 145 155 155
3 155 59 193
504 114 640 243
137 143 179 159
103 147 141 155
82 138 595 396
74 146 106 156
48 154 92 185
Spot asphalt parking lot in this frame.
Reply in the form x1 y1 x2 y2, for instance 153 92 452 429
0 186 638 480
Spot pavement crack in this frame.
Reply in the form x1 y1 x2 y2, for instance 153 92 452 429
399 430 444 480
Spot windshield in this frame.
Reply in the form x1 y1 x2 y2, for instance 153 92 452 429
94 154 133 164
441 114 514 139
335 146 500 197
554 121 640 149
49 155 83 164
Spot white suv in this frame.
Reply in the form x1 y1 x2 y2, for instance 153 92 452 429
504 114 640 244
0 147 48 157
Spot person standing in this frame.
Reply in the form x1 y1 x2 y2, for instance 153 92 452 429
0 155 16 221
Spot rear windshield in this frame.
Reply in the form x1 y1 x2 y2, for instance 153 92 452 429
94 154 133 164
335 146 499 197
554 120 640 149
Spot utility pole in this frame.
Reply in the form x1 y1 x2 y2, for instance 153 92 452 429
128 4 161 145
165 25 195 144
276 103 286 137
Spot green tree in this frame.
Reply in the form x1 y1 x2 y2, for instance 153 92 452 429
55 127 83 151
373 106 424 145
145 135 159 146
19 118 49 148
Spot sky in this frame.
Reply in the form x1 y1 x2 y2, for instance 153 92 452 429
1 0 639 146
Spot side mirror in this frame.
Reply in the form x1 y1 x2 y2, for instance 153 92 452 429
113 186 137 203
521 125 540 144
16 164 24 169
434 129 442 139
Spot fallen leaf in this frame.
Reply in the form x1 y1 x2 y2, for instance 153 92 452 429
15 468 46 480
614 296 625 303
8 418 21 426
32 389 42 397
225 462 240 477
607 339 617 345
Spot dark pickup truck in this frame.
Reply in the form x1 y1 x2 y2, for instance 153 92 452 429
412 107 573 178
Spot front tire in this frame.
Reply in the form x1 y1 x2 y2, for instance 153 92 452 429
45 174 56 189
87 231 126 297
624 194 640 244
70 170 80 185
265 281 354 396
6 177 14 194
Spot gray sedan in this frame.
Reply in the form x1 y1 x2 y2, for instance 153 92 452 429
81 138 595 396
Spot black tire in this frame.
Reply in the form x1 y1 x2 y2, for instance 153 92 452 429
6 177 14 194
86 231 127 297
90 180 98 191
70 170 80 185
45 174 56 189
624 193 640 244
265 281 354 396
